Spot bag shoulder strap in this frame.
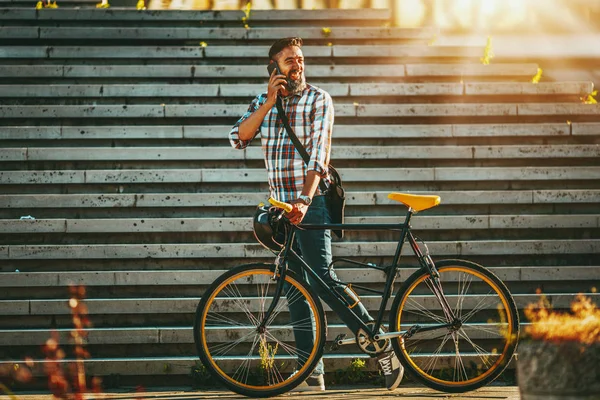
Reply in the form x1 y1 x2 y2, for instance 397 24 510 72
275 97 328 193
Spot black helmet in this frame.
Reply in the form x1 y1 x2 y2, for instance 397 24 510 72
253 204 287 251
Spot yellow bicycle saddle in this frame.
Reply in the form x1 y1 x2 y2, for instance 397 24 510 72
388 192 441 212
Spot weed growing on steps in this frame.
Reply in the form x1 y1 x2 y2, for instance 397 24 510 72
191 337 283 388
258 337 279 372
190 362 217 388
328 358 384 386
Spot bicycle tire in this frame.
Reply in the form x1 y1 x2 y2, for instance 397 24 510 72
194 263 326 398
389 259 519 393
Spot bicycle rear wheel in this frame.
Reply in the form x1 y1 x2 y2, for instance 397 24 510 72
390 259 519 393
194 263 326 398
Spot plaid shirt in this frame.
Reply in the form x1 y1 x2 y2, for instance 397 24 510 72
229 84 334 202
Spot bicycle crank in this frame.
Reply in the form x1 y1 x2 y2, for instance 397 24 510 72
335 328 408 350
356 321 392 356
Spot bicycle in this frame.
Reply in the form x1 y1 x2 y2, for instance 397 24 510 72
193 192 520 398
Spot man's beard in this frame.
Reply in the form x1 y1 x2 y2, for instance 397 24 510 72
286 71 306 94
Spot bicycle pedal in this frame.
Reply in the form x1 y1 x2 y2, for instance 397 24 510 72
330 333 347 351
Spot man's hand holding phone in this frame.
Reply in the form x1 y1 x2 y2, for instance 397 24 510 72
267 62 286 106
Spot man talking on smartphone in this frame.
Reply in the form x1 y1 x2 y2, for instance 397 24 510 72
229 37 403 392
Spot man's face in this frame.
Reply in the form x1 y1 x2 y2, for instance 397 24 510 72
273 46 305 94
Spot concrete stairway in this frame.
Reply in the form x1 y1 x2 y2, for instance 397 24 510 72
1 8 599 387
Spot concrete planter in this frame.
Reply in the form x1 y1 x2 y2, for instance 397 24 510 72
517 340 600 400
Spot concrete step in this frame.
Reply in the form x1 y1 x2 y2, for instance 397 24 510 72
2 214 598 234
0 356 375 377
3 103 600 119
1 122 586 140
0 0 104 7
465 82 594 96
1 190 598 209
2 326 184 345
0 323 514 345
0 64 539 79
0 82 591 98
0 0 135 7
1 293 597 316
0 45 493 60
1 266 597 288
3 26 433 42
1 8 392 23
350 103 600 117
0 353 513 376
2 145 598 162
0 323 553 357
438 34 600 60
1 239 598 260
2 167 599 185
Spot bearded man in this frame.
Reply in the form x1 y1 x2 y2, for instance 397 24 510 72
229 37 403 392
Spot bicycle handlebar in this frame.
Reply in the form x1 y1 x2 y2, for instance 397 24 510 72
268 197 293 213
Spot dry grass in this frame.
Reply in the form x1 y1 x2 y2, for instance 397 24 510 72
525 291 600 345
1 285 145 399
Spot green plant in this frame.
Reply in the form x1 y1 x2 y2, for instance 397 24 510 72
190 361 219 388
329 358 384 386
258 337 278 372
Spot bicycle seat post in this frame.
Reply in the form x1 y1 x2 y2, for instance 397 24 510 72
403 207 415 226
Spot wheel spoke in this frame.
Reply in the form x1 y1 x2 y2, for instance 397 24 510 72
232 333 261 384
205 312 247 327
405 328 451 352
209 330 257 356
460 292 496 324
457 329 495 370
455 272 473 319
450 332 469 382
404 297 448 324
266 285 304 326
222 282 261 327
257 279 272 325
463 323 507 338
421 332 452 374
265 330 313 360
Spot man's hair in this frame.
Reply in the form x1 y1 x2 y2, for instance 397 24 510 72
268 37 303 60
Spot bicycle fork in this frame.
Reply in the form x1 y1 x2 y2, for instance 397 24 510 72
421 253 462 332
256 228 296 334
411 234 462 331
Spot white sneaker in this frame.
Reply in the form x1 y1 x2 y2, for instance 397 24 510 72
291 373 325 392
377 350 404 390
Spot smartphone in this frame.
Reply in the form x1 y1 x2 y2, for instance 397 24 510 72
267 62 282 77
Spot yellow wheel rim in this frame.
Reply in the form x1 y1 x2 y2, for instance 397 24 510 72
397 266 515 386
200 269 322 391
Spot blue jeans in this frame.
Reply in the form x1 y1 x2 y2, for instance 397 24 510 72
286 195 373 375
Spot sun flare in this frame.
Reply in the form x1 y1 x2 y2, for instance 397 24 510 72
391 0 572 31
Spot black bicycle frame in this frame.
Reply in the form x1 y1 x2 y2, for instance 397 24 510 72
258 208 457 340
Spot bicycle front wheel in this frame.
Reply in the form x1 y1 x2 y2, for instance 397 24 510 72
390 259 519 393
194 263 326 398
